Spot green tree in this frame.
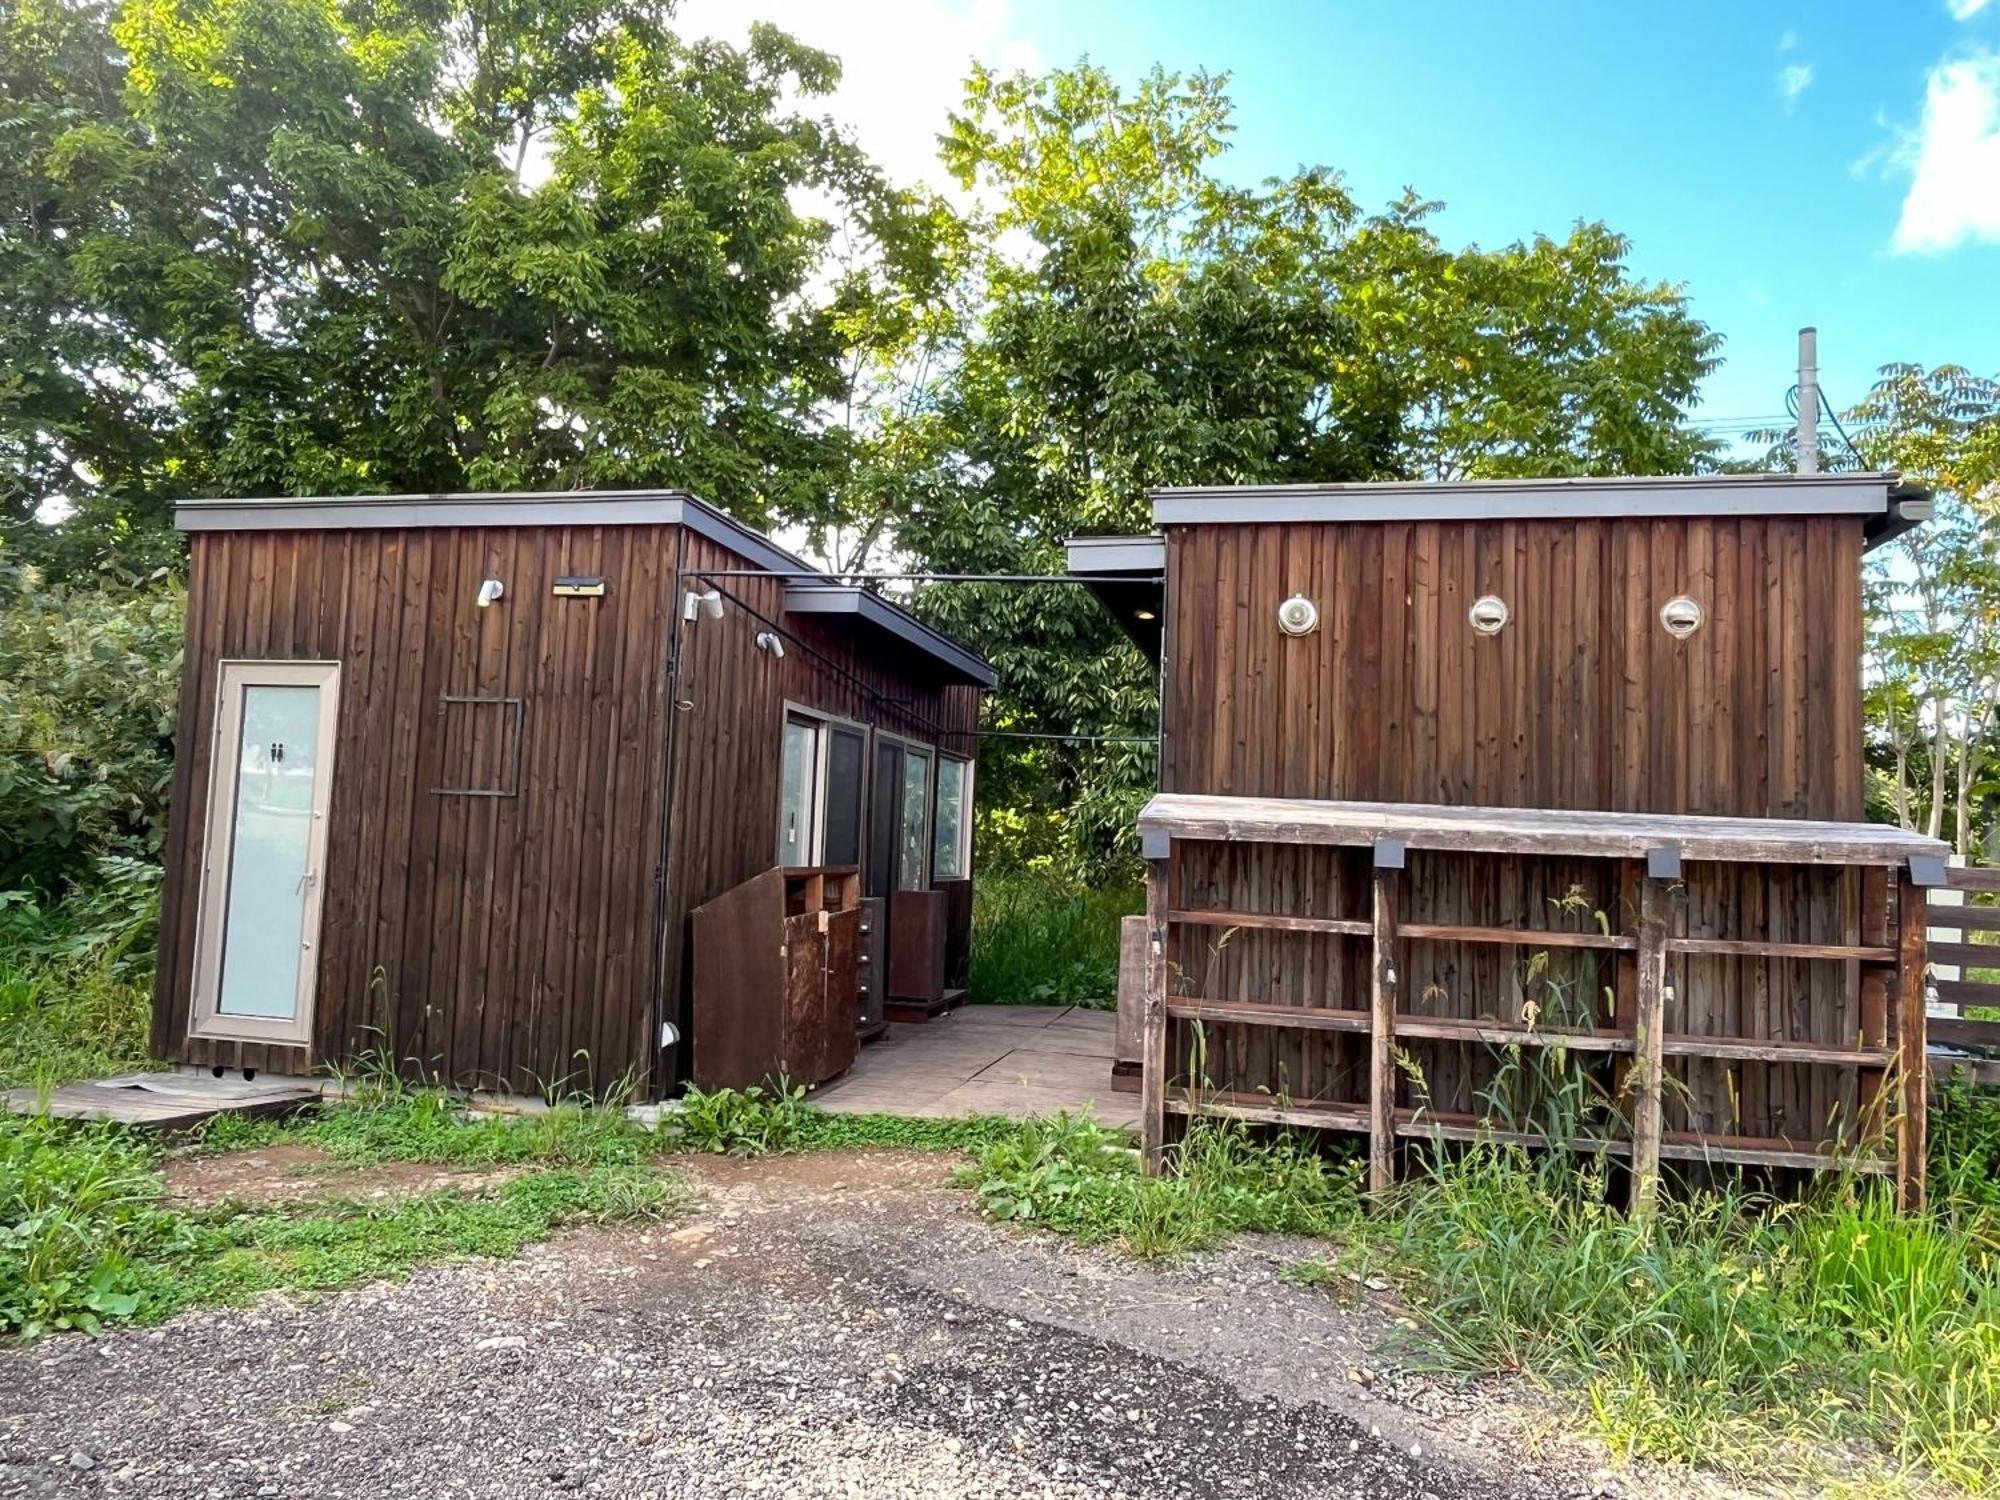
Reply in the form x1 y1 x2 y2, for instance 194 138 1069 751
1847 364 2000 851
872 63 1721 872
3 0 899 577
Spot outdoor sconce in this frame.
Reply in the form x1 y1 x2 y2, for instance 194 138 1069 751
755 630 786 659
1660 596 1704 639
681 588 723 622
1468 595 1509 635
1276 593 1320 637
475 579 505 609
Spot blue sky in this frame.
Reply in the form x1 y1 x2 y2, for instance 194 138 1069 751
685 0 2000 453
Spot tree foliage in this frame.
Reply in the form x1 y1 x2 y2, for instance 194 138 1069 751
877 64 1722 871
1846 365 2000 851
5 13 1742 880
3 0 900 577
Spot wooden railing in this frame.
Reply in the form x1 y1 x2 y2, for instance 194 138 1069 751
1927 866 2000 1087
1135 794 1948 1214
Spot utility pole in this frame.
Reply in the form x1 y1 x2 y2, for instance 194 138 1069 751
1797 326 1820 475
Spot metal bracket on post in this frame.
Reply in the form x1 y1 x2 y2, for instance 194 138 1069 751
1372 837 1406 870
1645 846 1682 881
1139 826 1172 861
1907 853 1948 889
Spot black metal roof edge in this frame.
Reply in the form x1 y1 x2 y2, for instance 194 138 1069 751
783 583 998 688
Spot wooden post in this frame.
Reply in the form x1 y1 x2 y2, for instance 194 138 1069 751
1628 876 1672 1217
1369 869 1400 1197
1894 872 1928 1213
1858 865 1890 1141
1140 855 1170 1175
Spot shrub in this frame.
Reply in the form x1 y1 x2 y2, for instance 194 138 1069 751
967 868 1139 1009
0 553 182 900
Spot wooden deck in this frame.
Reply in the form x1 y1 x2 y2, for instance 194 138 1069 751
3 1072 324 1129
812 1005 1138 1128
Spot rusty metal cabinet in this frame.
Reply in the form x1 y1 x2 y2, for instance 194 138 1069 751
692 866 861 1090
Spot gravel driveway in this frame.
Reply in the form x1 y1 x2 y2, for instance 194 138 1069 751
0 1149 1650 1500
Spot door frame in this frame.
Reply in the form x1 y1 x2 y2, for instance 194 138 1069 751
874 729 935 892
188 659 342 1047
777 701 871 867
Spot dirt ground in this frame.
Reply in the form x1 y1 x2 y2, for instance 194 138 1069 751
162 1143 529 1208
0 1149 1725 1500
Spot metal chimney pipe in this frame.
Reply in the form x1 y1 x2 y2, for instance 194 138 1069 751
1797 326 1820 475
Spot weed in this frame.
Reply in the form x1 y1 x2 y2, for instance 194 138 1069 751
0 955 153 1091
963 1112 1359 1257
132 1167 681 1322
661 1083 814 1155
1372 1143 2000 1488
967 869 1139 1009
0 1115 181 1338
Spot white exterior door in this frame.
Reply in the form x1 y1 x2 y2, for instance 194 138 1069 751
189 661 340 1046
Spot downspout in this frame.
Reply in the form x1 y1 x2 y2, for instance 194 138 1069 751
645 526 693 1101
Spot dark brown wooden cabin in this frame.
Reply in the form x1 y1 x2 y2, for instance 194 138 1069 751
152 491 991 1099
1072 473 1950 1206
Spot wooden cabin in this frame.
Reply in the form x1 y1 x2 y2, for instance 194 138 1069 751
1071 473 1950 1206
152 491 992 1099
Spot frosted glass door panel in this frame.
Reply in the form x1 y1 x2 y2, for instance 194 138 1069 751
217 684 323 1019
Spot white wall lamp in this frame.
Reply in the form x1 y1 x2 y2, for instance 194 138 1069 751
475 578 505 609
1276 593 1320 637
1468 595 1510 635
1660 596 1704 639
681 588 723 622
754 630 787 659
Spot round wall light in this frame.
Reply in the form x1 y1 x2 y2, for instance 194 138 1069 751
1660 595 1704 639
1468 595 1509 635
1276 593 1320 637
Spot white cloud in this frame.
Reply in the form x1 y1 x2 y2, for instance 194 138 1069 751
1778 28 1802 51
1949 0 1993 21
672 0 1041 193
1890 51 2000 254
1776 62 1815 109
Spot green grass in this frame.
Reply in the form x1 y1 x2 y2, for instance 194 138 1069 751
2 1079 687 1342
967 868 1140 1009
134 1166 680 1321
963 1110 1360 1257
0 955 153 1091
950 1096 2000 1493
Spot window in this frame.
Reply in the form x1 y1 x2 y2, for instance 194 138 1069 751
897 743 932 889
822 724 867 866
778 715 820 866
777 707 870 869
933 756 972 880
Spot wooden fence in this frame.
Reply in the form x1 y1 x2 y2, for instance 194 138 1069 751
1927 865 2000 1088
1136 794 1947 1213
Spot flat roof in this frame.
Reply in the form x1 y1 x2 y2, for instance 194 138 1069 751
1149 472 1932 550
785 584 997 687
174 488 994 689
1138 793 1949 868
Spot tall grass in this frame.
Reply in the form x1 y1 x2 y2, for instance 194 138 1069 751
967 1111 1360 1257
967 868 1140 1008
0 956 153 1091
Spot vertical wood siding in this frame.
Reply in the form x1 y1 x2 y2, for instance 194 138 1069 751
156 522 985 1096
644 547 985 1088
1154 515 1874 1147
154 525 678 1094
1162 517 1865 820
